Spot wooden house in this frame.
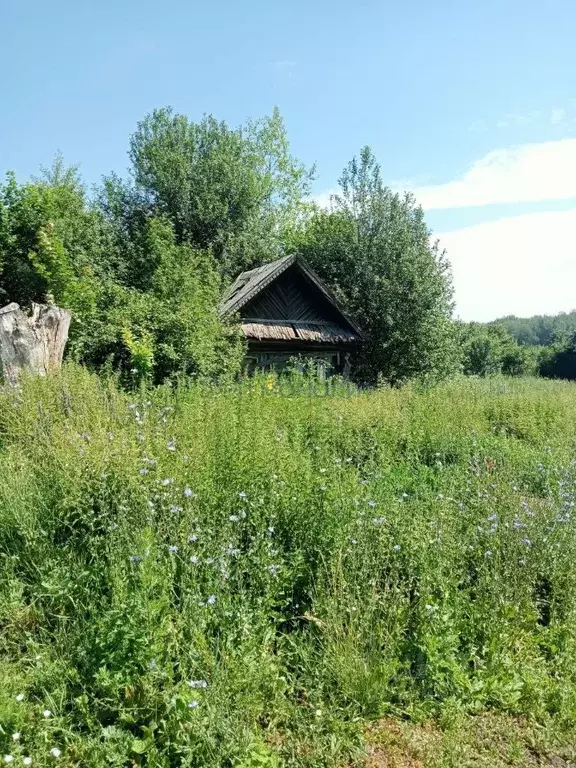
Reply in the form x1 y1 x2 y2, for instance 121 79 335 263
220 255 362 374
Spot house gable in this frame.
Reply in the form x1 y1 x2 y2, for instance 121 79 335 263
240 265 344 325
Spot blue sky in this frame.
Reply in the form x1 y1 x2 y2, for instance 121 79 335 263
2 0 576 321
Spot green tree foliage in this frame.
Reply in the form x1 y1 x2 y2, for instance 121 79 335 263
0 159 103 315
127 106 313 277
293 147 457 384
0 162 242 385
459 322 535 376
539 332 576 380
69 219 244 384
493 311 576 347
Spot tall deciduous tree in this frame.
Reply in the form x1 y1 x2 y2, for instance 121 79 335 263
0 158 104 314
294 147 457 384
126 106 313 277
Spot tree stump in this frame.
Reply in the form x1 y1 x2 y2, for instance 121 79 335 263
0 302 71 385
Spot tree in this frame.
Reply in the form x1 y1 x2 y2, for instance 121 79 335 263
0 159 104 316
458 322 533 376
69 219 244 385
539 332 576 381
293 147 457 384
127 106 313 277
493 311 576 347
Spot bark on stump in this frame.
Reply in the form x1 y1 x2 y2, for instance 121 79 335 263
0 302 71 385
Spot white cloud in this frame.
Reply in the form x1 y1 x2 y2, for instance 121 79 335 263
439 209 576 321
550 108 566 125
410 138 576 209
311 189 337 209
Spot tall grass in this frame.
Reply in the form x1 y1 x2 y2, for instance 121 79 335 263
1 367 576 766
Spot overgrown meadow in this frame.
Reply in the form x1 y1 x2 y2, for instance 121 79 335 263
1 367 576 766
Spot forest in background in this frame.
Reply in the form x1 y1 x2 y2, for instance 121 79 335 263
1 105 575 385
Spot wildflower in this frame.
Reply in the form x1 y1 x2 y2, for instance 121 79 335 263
169 505 183 514
368 500 377 508
229 514 239 522
4 756 14 764
238 491 247 499
207 595 216 605
402 492 409 499
189 555 199 564
168 545 178 554
167 439 176 451
393 544 401 552
522 538 532 547
266 526 274 536
488 514 498 521
148 658 157 670
315 709 322 717
15 694 24 702
129 555 142 563
139 468 149 476
11 734 19 742
425 604 434 611
49 748 61 758
371 517 386 525
43 710 52 718
225 546 240 557
184 487 195 497
187 680 208 688
484 550 493 558
188 701 199 708
437 493 444 500
161 478 173 486
320 485 327 491
349 538 358 545
23 759 32 767
188 534 198 543
268 564 281 575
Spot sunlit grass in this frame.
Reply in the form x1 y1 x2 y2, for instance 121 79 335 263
1 367 576 766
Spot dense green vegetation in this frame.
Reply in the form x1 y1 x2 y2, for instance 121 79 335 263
0 107 458 386
494 311 576 348
1 368 576 766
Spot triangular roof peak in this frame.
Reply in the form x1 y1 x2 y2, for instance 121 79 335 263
220 255 361 335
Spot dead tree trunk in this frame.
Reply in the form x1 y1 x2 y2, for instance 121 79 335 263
0 302 71 385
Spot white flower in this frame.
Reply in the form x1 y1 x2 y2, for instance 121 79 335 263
50 748 61 758
11 734 20 742
43 709 52 718
188 700 199 708
23 759 32 766
4 756 14 764
15 693 24 702
187 679 208 688
315 709 322 717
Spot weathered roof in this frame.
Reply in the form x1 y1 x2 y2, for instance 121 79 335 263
220 255 362 337
241 320 359 344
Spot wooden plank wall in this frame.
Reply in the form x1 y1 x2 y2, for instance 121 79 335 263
242 268 341 324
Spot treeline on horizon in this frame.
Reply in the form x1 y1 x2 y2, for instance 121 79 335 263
0 104 575 385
